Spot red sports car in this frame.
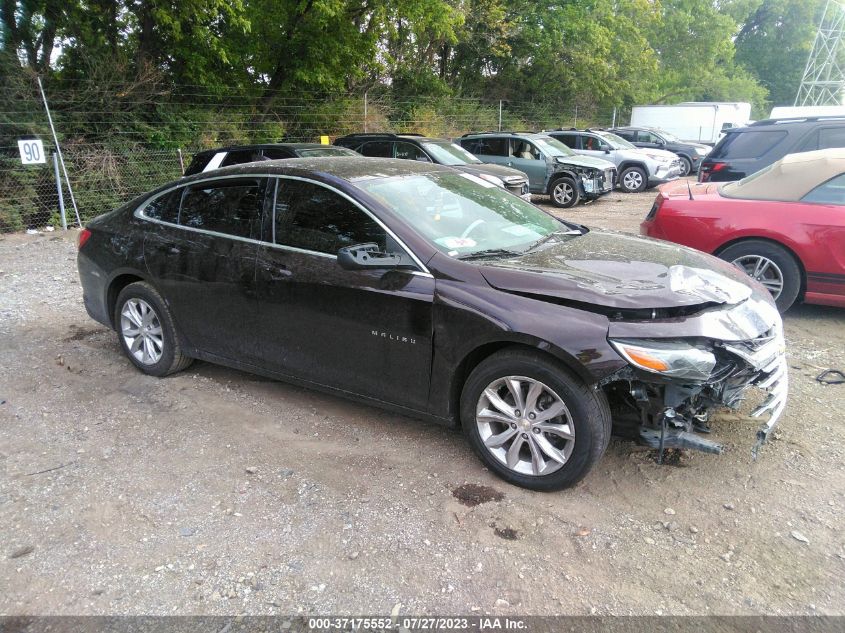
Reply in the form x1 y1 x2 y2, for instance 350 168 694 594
641 149 845 312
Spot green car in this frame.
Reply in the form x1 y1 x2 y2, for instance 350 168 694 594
459 132 617 208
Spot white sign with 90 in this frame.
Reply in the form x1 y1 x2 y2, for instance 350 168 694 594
18 139 46 164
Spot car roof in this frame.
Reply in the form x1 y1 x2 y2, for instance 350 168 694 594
462 131 551 139
336 133 448 143
720 148 845 201
195 143 332 154
183 156 452 183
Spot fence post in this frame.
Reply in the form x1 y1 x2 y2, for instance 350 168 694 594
177 148 185 175
574 105 578 128
612 107 617 128
498 100 503 131
364 92 368 133
52 152 67 230
37 76 82 228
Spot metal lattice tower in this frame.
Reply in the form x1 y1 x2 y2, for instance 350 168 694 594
795 0 845 106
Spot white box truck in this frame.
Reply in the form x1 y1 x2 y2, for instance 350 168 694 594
629 102 752 145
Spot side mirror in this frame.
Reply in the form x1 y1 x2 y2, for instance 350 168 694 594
337 243 402 270
603 148 610 154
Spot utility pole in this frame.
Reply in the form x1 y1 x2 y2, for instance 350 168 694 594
795 0 845 106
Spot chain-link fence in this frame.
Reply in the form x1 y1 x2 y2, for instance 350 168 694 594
0 81 628 232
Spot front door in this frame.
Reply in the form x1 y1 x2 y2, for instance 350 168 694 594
142 177 266 361
254 177 435 410
507 139 547 192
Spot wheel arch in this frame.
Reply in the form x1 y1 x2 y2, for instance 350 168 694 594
448 340 594 427
617 160 647 174
546 170 578 193
106 271 149 329
713 235 807 300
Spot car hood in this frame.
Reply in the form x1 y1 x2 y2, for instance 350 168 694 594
453 163 528 181
555 155 616 170
478 230 759 311
636 147 680 162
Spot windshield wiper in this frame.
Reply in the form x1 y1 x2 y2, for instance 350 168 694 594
456 248 523 261
523 228 584 253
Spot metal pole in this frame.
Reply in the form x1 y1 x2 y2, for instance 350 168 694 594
53 152 67 230
37 76 81 227
574 105 578 128
498 100 503 131
364 92 368 133
177 148 185 175
611 107 617 128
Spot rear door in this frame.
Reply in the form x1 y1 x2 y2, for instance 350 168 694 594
460 137 510 168
253 177 435 410
142 177 266 361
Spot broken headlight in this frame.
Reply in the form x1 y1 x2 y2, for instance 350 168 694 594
609 338 716 382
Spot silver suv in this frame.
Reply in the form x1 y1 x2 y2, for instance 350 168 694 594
548 129 682 193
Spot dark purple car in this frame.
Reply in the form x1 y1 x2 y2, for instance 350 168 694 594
77 158 787 490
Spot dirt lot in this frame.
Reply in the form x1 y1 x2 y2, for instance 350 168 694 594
1 186 844 617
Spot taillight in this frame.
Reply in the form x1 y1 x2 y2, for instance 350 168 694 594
699 161 727 182
645 196 663 221
77 228 92 250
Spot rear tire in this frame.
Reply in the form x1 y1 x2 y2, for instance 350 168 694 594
549 177 580 208
114 282 193 377
619 166 647 193
717 240 801 313
460 349 610 491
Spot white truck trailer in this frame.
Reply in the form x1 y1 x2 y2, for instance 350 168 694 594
629 102 752 145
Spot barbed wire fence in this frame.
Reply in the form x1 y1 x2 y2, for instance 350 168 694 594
0 79 628 232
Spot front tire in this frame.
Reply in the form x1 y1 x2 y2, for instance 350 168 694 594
717 240 802 313
549 177 580 208
678 155 693 177
619 166 647 193
115 282 193 376
460 349 610 491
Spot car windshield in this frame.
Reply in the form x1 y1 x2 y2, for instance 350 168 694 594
421 142 483 165
596 131 636 150
533 136 575 157
296 147 357 157
356 171 575 258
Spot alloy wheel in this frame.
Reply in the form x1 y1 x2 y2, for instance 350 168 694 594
475 376 575 476
552 181 574 205
622 171 643 191
120 298 164 365
731 255 784 300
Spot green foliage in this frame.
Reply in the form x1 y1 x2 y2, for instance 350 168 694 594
734 0 827 109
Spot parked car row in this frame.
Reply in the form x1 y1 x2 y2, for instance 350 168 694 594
184 127 693 209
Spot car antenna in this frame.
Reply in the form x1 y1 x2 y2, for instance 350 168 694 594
686 180 693 200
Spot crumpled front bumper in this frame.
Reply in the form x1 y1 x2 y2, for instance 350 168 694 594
722 335 789 457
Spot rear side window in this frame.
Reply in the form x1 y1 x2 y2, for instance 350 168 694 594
272 179 386 254
143 190 180 223
551 133 578 149
360 141 393 158
394 142 429 161
178 178 265 239
461 137 508 156
220 150 264 167
614 130 635 142
262 148 295 160
184 153 213 176
709 131 787 159
801 173 845 205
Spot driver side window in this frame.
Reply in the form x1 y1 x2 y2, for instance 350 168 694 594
272 178 388 254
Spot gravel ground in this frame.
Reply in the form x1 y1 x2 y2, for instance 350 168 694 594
1 185 844 617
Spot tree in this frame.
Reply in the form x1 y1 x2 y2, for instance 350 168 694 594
734 0 827 108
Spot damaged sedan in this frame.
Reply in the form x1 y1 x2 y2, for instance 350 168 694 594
77 158 787 490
